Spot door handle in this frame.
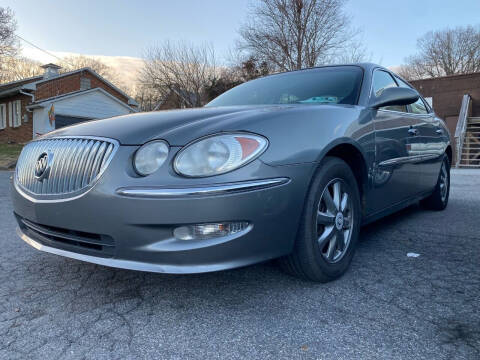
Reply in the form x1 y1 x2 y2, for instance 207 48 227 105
408 128 419 136
436 129 443 135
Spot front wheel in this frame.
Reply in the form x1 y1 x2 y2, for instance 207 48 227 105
420 154 450 211
279 157 361 282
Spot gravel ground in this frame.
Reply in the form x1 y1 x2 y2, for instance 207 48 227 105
0 169 479 359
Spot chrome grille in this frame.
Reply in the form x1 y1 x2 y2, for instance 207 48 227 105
15 137 118 198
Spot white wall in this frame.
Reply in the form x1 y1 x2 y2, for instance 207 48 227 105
33 89 133 137
32 107 50 137
53 90 132 119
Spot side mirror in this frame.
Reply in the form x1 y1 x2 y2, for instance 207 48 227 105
370 87 419 109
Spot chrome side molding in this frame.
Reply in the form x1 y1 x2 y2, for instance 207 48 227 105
378 154 441 168
116 177 290 198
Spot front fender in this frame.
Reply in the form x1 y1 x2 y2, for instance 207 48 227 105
257 106 374 167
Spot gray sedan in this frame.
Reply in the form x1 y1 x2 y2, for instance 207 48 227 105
11 63 451 282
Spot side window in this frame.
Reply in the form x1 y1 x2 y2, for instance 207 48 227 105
80 77 91 90
395 76 430 114
395 77 411 89
12 100 22 127
372 70 397 96
372 70 407 112
410 98 428 114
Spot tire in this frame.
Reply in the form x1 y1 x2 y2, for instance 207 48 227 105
420 154 450 211
279 156 361 282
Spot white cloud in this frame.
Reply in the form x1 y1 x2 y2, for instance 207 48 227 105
21 45 144 90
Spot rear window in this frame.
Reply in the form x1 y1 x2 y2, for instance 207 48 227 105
206 66 363 107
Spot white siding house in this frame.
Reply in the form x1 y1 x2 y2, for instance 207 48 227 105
29 88 136 137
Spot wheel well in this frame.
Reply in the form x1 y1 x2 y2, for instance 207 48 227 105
325 144 368 209
445 145 453 165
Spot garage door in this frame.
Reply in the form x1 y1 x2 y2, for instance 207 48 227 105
55 115 92 129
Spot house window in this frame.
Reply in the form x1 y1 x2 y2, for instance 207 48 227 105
12 100 22 127
0 104 6 130
80 77 91 90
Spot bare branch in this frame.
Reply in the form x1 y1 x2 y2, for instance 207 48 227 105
0 7 17 59
402 25 480 79
139 41 217 108
0 56 42 83
238 0 364 71
59 55 127 88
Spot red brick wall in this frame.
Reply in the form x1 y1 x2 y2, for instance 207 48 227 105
35 73 81 101
410 72 480 163
85 72 129 103
410 73 480 120
0 94 33 144
35 70 129 104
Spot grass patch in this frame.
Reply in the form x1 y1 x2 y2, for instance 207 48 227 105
0 143 23 168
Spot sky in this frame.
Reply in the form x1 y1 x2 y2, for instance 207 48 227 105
3 0 480 68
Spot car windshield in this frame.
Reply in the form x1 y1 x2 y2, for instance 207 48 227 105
206 66 363 107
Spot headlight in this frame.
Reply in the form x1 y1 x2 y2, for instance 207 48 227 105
174 133 268 177
133 140 169 176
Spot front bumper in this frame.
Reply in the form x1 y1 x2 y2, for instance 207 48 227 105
12 147 314 273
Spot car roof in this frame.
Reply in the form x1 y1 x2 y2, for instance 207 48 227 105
265 62 389 77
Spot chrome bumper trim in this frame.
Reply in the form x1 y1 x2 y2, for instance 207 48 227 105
17 227 263 274
116 177 290 198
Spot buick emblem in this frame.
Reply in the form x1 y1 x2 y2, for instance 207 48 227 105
35 151 52 181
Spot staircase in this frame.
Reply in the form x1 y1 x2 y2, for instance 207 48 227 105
459 117 480 168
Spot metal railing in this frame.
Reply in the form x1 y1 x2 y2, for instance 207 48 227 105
454 94 471 167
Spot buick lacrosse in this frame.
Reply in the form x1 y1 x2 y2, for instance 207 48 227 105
12 63 451 282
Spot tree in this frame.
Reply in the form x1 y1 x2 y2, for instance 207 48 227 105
60 55 120 84
0 6 21 83
0 7 17 59
403 25 480 79
238 0 362 71
395 64 423 82
134 83 163 112
139 41 217 108
0 56 42 83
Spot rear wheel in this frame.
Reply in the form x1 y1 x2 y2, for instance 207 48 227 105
280 156 361 282
420 154 450 210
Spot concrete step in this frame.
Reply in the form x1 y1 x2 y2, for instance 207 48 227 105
458 164 480 168
460 160 480 164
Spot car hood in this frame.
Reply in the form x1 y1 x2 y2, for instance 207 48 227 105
42 106 282 145
42 104 361 146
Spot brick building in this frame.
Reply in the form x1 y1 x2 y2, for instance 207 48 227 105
0 64 138 144
411 72 480 166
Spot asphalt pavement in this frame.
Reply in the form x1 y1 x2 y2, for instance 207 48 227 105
0 169 479 359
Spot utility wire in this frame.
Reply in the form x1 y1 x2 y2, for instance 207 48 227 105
15 34 74 66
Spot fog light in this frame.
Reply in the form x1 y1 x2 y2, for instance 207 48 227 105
173 222 250 241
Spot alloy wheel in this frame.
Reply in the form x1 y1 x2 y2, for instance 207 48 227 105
316 179 354 263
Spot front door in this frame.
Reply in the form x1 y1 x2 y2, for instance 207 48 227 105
370 69 428 212
373 109 426 211
395 77 445 194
